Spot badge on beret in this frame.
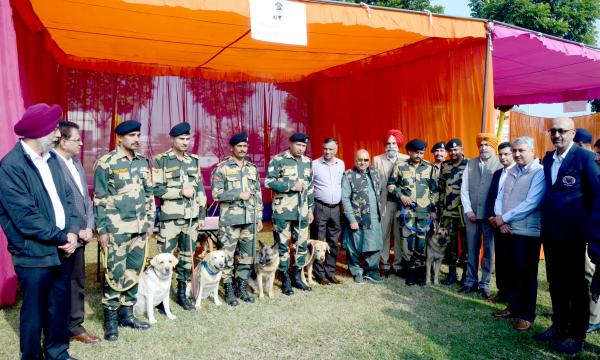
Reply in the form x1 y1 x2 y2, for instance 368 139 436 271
562 176 576 186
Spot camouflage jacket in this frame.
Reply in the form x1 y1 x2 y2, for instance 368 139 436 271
432 162 442 182
153 149 206 222
438 157 468 218
211 156 263 226
93 146 156 235
342 167 381 229
265 150 314 221
387 158 438 219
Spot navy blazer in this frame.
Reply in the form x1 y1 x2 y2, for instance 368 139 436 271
541 144 599 243
484 168 503 219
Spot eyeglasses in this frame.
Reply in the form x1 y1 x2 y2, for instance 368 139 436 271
65 138 82 144
357 158 370 162
548 128 573 136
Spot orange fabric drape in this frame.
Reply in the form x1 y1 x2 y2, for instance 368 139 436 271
509 112 600 158
308 37 493 163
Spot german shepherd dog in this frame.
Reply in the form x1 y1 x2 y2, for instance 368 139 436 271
425 220 450 286
248 241 280 299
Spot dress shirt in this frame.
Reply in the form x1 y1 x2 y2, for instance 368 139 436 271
495 160 546 223
312 156 345 205
21 140 66 230
551 142 575 185
54 151 84 195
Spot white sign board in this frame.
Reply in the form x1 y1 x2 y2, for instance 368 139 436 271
563 101 587 113
249 0 307 46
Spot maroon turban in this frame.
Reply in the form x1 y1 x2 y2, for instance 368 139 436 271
14 103 62 139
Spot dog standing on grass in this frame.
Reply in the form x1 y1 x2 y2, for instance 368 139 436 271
248 241 281 299
134 253 179 324
425 221 450 286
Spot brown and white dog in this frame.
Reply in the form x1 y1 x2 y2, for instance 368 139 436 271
425 221 450 286
187 249 226 309
300 239 330 286
134 253 178 324
248 241 281 299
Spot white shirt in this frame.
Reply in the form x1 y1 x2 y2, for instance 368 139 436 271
312 156 345 204
21 141 66 230
551 142 575 185
54 150 84 195
493 163 516 215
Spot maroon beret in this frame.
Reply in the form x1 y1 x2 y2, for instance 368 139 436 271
14 103 62 138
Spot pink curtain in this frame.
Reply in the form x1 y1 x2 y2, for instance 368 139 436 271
0 0 23 307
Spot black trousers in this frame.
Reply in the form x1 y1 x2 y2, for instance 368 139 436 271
506 234 541 322
15 260 72 360
68 246 86 336
494 230 510 298
310 201 341 280
544 237 589 340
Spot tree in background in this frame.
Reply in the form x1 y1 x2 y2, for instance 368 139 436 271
470 0 600 111
342 0 443 13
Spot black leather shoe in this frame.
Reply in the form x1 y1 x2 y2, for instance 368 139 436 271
292 267 312 291
405 269 416 286
533 327 563 342
224 281 239 306
103 308 118 341
176 281 195 310
118 306 150 330
458 286 478 294
552 338 584 355
236 279 255 303
442 267 458 285
279 270 294 296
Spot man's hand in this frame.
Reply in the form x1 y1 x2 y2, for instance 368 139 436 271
98 234 109 250
79 228 93 242
239 192 252 201
257 220 263 232
58 233 78 256
400 195 413 207
350 222 359 230
308 210 314 224
147 228 154 238
494 215 505 227
431 212 438 220
291 181 305 192
499 224 512 235
488 216 498 228
466 212 476 223
197 219 205 229
181 186 195 199
593 293 599 303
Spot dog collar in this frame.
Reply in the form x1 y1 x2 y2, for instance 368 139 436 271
201 260 219 276
401 206 433 235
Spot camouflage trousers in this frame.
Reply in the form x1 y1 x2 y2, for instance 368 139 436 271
401 217 431 270
272 218 308 271
159 218 198 282
102 233 147 310
218 223 257 283
443 216 467 266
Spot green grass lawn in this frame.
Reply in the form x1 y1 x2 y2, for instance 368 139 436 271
1 226 600 360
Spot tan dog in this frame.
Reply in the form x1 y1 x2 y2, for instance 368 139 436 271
248 241 280 299
134 253 178 324
425 221 450 286
301 240 330 286
186 249 226 309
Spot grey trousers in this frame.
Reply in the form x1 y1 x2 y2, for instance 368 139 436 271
463 217 494 290
379 200 402 270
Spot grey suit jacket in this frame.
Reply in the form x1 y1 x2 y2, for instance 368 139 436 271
52 150 94 234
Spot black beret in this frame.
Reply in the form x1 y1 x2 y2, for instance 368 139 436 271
289 132 309 144
406 139 427 151
574 128 593 144
446 138 462 149
431 141 445 153
115 120 141 135
169 122 190 137
229 132 249 145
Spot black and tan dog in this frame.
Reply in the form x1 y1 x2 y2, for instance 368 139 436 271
425 221 450 286
248 241 280 299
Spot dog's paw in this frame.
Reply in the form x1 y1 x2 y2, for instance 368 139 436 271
149 318 157 325
167 314 176 320
268 292 274 299
425 281 432 286
194 303 202 310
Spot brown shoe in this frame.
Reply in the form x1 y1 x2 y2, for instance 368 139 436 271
493 308 516 318
70 332 101 344
487 294 507 303
514 319 533 331
318 278 330 285
327 276 342 285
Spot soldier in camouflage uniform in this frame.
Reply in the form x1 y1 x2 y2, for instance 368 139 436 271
211 132 263 305
430 141 447 182
94 120 155 341
437 138 468 286
265 132 314 295
387 139 437 286
153 122 206 311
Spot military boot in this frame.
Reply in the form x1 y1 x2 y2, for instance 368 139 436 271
236 279 255 303
224 281 239 306
442 266 458 285
118 306 150 330
279 270 294 296
103 308 118 341
176 281 194 310
405 268 416 286
291 267 312 291
416 267 427 286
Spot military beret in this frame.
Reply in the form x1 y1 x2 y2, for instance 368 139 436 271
115 120 141 135
229 132 249 145
406 139 427 151
169 122 190 137
446 138 462 149
430 141 445 153
574 128 593 144
289 132 309 144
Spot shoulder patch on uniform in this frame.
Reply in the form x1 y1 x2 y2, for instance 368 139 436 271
98 153 111 163
189 153 199 160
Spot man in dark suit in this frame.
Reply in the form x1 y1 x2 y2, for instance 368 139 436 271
0 104 79 360
533 117 600 355
53 121 100 344
486 141 515 303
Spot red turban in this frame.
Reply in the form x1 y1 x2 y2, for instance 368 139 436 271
386 129 404 146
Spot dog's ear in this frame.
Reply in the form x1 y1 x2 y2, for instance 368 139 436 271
326 243 331 253
150 254 161 268
307 240 314 253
